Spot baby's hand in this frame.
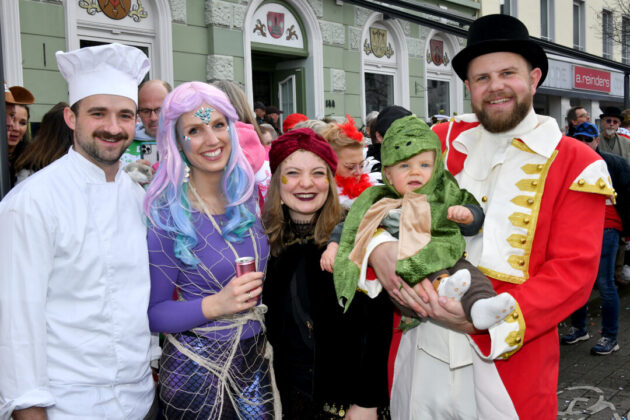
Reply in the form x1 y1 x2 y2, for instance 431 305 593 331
447 205 473 225
320 242 339 273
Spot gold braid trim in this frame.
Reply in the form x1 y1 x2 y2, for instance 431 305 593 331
498 301 525 360
569 177 616 202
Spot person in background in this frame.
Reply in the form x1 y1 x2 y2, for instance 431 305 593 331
259 123 278 147
321 115 374 210
120 79 172 166
5 84 35 187
0 43 157 419
144 81 277 418
293 118 329 135
618 108 630 139
560 121 630 355
598 106 630 286
265 105 283 135
282 112 308 133
566 106 590 137
599 106 630 163
254 101 266 125
366 106 413 176
13 102 73 184
213 79 271 211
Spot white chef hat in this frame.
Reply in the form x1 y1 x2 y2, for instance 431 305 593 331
56 43 150 107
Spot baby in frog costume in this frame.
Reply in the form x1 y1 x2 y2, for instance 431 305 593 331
333 115 514 330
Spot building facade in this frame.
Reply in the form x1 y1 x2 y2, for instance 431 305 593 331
1 0 480 128
483 0 629 131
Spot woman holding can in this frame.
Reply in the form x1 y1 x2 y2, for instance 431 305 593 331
262 128 391 419
144 82 277 419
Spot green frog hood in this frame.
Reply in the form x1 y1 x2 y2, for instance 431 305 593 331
333 115 478 310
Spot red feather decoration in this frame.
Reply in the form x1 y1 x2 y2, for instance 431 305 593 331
338 114 363 142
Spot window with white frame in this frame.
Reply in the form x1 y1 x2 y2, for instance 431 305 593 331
603 9 613 59
541 0 555 41
623 15 630 64
361 19 408 115
500 0 517 16
573 1 585 50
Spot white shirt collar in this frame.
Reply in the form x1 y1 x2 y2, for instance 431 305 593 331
453 109 562 159
68 147 122 183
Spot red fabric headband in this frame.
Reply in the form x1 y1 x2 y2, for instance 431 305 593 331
269 127 338 174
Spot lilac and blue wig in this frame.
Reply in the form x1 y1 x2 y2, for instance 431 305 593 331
144 81 256 266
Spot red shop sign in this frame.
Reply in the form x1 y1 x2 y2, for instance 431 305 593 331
573 66 611 92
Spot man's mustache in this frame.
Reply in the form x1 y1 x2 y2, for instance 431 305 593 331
93 131 128 141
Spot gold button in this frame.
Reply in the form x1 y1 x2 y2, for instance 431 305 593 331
482 195 488 202
518 259 525 266
527 198 534 205
512 312 519 320
523 217 530 224
614 192 618 198
531 181 538 187
463 251 468 258
537 164 543 170
515 336 522 343
578 179 585 186
598 181 606 189
520 238 526 244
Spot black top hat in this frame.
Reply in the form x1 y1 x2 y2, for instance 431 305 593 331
452 14 548 86
599 106 622 120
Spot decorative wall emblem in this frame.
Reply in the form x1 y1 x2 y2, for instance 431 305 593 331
251 4 304 49
78 0 147 22
254 19 267 37
98 0 130 19
364 27 394 59
267 12 285 39
426 38 450 66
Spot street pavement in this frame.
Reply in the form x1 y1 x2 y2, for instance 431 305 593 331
557 282 630 419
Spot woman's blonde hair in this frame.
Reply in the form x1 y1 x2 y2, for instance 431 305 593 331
320 123 364 154
263 163 344 257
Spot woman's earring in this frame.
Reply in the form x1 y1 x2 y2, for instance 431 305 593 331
184 164 190 183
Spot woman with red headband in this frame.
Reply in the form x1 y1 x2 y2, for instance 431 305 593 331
262 128 390 419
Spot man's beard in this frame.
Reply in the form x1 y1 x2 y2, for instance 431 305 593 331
81 130 129 165
604 128 617 137
473 93 532 134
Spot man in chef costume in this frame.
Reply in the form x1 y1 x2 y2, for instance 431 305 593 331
0 43 158 420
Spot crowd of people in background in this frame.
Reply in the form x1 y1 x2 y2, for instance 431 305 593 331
1 12 629 420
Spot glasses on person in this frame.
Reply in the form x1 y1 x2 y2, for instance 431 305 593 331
575 135 595 142
576 112 590 120
604 118 620 125
343 162 364 173
138 107 161 117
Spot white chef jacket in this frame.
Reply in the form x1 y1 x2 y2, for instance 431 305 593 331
0 148 154 419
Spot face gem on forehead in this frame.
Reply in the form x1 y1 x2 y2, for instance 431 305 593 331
194 106 214 126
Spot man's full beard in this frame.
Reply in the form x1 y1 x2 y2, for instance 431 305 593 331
474 94 532 134
604 128 617 137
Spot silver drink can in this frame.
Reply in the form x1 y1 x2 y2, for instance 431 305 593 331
235 257 256 276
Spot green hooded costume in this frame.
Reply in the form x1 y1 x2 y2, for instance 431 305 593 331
333 115 479 311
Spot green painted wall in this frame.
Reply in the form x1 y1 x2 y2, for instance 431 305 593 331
14 0 476 123
19 0 67 122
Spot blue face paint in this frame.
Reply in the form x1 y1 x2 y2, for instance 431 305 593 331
194 106 213 126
